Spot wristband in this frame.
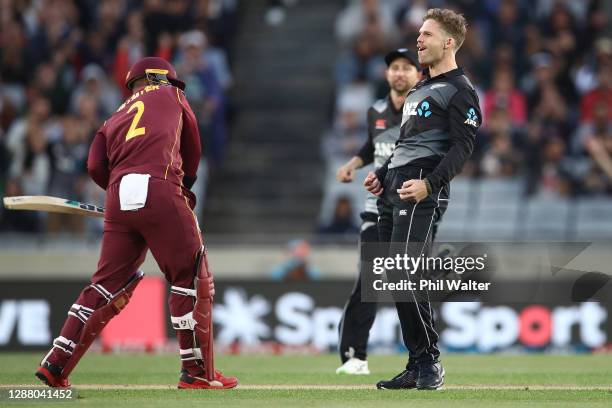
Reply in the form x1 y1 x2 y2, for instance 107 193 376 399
424 178 433 195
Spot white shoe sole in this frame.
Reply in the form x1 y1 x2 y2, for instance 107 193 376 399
336 370 370 375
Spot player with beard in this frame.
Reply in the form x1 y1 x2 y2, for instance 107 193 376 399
335 49 421 375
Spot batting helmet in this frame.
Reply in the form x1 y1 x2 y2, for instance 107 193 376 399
125 57 185 90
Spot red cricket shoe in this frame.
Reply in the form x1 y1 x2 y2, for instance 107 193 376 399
35 362 71 388
177 369 238 389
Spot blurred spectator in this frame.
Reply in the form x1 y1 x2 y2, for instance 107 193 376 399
455 24 488 87
74 94 103 139
579 64 612 124
583 0 611 47
270 239 321 281
524 122 574 196
539 136 573 196
582 102 612 194
25 0 80 70
113 11 146 95
142 0 193 53
48 115 88 200
322 97 370 163
79 29 111 69
335 0 397 47
2 98 53 233
483 68 527 127
541 3 579 104
14 128 52 197
70 64 121 118
480 108 523 178
317 196 359 235
319 84 372 228
175 30 226 166
335 34 386 88
523 23 544 61
47 115 89 234
542 3 579 59
574 38 612 95
396 0 428 47
177 30 233 91
524 53 573 135
197 0 240 50
489 0 525 63
33 61 75 115
0 20 29 85
6 96 54 186
532 0 590 23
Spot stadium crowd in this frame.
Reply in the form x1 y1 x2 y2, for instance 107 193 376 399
0 0 237 233
319 0 611 233
1 0 611 237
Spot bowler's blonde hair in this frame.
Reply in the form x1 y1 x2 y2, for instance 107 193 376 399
424 8 467 50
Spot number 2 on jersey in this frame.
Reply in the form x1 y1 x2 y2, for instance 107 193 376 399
125 101 146 141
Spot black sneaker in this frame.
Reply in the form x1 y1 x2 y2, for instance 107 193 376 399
376 364 418 389
416 361 444 390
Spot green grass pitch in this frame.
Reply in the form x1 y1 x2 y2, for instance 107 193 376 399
1 353 611 407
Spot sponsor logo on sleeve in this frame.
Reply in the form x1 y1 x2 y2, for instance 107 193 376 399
464 107 479 127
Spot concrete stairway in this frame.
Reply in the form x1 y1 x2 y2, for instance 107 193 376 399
203 0 342 235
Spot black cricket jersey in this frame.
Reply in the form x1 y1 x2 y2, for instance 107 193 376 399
376 67 481 192
356 95 402 215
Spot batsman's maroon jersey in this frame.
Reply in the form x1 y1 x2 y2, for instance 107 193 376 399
87 84 201 190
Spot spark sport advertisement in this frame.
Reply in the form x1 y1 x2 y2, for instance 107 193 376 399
1 279 609 353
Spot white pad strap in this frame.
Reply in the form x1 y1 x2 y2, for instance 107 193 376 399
179 348 202 361
41 336 76 366
54 336 76 355
68 304 94 324
89 270 145 304
170 285 196 297
90 283 112 302
171 312 196 330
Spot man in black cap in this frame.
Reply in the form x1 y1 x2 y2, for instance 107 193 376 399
335 48 420 375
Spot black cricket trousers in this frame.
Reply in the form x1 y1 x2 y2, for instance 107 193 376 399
337 212 379 363
377 165 448 366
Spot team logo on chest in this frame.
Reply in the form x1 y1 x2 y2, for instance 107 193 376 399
404 101 418 117
417 101 432 117
402 98 432 125
374 141 395 159
375 119 386 130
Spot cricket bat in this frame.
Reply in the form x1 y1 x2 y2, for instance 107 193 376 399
3 196 105 218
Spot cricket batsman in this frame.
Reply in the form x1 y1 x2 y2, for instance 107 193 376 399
35 57 238 389
365 9 481 390
335 49 421 375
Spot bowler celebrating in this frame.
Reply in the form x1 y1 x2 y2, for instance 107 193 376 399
365 9 481 390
